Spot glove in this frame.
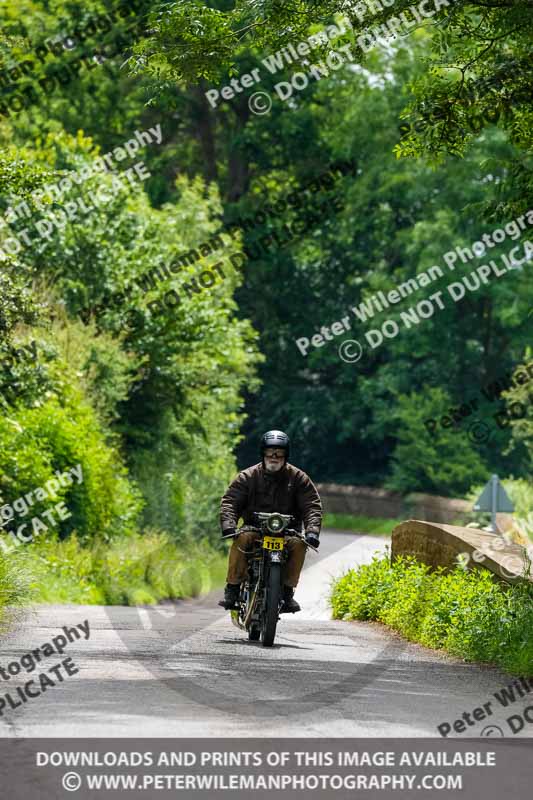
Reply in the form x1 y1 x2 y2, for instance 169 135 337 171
305 531 320 548
221 527 237 539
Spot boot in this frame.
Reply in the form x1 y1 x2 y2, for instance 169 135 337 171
218 582 240 609
281 585 300 613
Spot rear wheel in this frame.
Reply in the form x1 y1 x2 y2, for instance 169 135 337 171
261 562 281 647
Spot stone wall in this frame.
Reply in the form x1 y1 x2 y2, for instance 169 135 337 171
391 520 532 585
317 483 471 524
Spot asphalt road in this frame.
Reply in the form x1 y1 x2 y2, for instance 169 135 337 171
0 530 529 738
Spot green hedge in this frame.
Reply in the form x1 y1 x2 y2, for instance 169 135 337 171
331 551 533 676
0 394 143 543
11 530 226 606
0 548 28 631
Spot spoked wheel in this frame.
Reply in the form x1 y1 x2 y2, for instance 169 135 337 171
248 625 261 641
261 562 281 647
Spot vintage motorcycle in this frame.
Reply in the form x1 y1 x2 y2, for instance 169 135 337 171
224 511 317 647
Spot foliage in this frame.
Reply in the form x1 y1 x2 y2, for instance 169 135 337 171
44 308 142 426
386 388 487 494
0 125 261 545
0 392 143 542
2 2 531 499
0 546 28 630
389 2 533 187
219 47 531 491
1 0 532 616
0 157 42 347
331 552 533 675
135 1 533 191
501 350 533 466
10 530 226 605
128 0 337 85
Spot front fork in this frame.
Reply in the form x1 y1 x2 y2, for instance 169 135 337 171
231 555 263 630
232 547 285 629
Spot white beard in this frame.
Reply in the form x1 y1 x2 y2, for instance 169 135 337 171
264 460 284 473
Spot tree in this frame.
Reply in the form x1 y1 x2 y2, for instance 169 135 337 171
129 1 532 213
501 348 533 469
1 126 262 537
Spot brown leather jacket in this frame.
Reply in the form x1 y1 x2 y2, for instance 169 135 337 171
220 462 322 534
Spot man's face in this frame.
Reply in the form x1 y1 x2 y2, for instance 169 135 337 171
263 448 286 473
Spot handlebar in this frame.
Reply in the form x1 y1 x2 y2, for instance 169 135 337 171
222 526 318 551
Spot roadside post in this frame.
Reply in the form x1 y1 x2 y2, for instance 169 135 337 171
473 474 514 533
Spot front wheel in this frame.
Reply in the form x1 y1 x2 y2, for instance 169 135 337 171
248 625 260 641
261 562 281 647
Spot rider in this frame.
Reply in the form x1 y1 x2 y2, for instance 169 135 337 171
218 430 322 613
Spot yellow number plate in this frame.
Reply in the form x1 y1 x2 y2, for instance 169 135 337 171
263 536 284 551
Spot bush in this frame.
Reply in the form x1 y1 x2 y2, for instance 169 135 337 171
387 389 487 495
12 530 226 606
0 136 259 618
0 548 29 631
331 551 533 676
0 386 143 543
42 308 141 426
501 351 533 463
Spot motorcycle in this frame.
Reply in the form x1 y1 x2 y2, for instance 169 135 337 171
223 511 317 647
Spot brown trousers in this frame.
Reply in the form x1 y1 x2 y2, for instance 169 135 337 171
226 530 307 588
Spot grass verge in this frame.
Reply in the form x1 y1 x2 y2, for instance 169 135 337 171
0 548 29 632
330 551 533 676
323 513 402 535
4 531 226 606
